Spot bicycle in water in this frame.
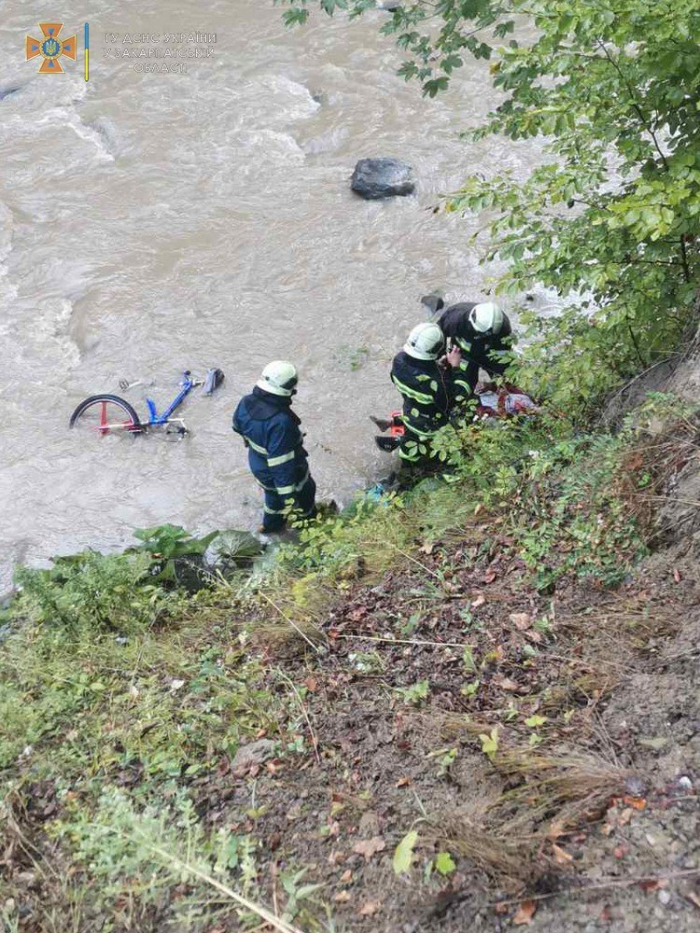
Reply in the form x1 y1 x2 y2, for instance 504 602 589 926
69 368 224 436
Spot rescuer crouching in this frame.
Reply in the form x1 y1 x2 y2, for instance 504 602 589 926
233 361 317 534
390 322 466 467
437 300 515 394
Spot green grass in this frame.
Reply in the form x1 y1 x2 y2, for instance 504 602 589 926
2 391 693 930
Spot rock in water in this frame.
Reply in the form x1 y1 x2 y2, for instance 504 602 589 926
351 158 415 200
378 0 403 10
421 293 445 315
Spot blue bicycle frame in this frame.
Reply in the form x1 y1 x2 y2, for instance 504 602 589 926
144 370 196 426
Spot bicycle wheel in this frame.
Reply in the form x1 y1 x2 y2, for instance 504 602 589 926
69 394 142 436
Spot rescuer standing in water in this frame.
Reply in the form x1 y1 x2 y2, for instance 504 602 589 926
233 361 316 534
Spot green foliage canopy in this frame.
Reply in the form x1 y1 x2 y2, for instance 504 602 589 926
276 0 700 411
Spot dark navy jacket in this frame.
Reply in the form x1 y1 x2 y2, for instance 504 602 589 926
390 351 464 439
438 302 514 392
232 388 308 498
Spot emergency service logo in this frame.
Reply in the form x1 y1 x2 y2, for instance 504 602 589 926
26 23 77 74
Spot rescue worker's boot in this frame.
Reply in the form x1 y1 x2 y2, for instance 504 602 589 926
370 415 393 432
375 435 401 452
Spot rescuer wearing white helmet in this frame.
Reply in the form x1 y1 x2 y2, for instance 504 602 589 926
437 300 514 395
256 360 298 396
233 361 316 533
388 322 465 465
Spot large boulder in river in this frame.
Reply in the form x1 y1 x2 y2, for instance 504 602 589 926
351 158 415 200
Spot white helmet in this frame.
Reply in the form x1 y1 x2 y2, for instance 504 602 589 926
403 322 444 360
469 301 504 334
256 360 298 397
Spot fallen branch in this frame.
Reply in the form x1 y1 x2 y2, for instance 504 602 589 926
490 867 700 910
276 670 322 767
133 838 304 933
335 633 473 649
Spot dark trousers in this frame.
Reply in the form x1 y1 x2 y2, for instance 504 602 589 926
262 474 317 532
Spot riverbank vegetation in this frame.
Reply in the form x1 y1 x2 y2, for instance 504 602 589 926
3 2 700 930
2 383 699 930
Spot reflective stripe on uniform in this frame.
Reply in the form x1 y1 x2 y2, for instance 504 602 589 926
294 470 310 491
256 478 276 492
454 378 471 392
267 449 296 467
391 375 433 406
275 470 310 498
263 504 286 515
245 436 269 455
403 421 438 440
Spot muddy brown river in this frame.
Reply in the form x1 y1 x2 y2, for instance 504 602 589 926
0 0 547 593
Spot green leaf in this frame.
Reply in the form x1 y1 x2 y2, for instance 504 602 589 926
435 851 456 875
479 727 499 761
525 714 547 728
393 830 418 875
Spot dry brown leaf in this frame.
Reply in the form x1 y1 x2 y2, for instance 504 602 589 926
340 869 352 883
552 843 573 864
638 878 661 893
359 900 382 917
334 890 351 903
601 823 615 837
673 568 682 583
618 807 634 826
304 676 318 693
510 612 531 630
396 777 411 788
471 594 486 608
484 570 498 584
420 542 436 555
352 836 386 861
495 676 520 692
547 819 566 841
513 900 537 925
613 845 628 859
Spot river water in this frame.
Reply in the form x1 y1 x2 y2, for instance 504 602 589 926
0 0 544 594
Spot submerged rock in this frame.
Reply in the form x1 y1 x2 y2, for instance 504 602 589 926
0 86 21 101
421 293 445 315
351 158 415 200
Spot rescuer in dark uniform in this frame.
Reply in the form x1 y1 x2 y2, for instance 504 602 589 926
233 361 316 534
438 301 515 394
390 322 465 465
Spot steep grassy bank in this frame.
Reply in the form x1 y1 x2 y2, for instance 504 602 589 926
2 379 699 932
